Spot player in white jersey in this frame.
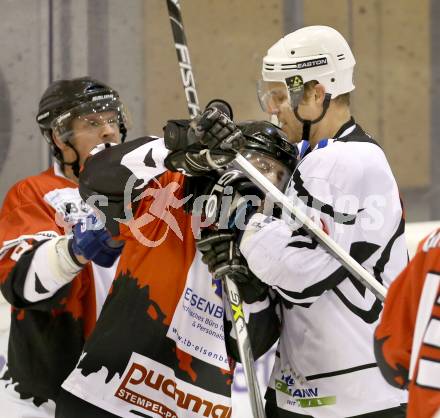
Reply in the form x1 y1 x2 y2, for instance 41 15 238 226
170 26 409 417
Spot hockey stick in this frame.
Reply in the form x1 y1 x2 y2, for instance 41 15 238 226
232 154 387 301
165 1 267 417
166 0 200 118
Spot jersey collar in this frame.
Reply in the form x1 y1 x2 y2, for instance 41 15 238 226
297 117 356 159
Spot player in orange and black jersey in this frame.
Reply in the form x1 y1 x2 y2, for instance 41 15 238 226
55 120 294 418
375 229 440 418
0 77 127 417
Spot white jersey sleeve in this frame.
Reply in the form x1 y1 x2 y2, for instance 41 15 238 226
240 148 366 307
22 237 83 303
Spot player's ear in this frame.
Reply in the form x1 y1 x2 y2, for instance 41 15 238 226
52 131 67 151
314 83 326 105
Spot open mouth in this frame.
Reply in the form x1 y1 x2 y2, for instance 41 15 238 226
270 115 282 128
278 121 287 131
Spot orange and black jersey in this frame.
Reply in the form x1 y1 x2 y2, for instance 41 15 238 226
375 229 440 418
0 166 114 403
60 137 279 418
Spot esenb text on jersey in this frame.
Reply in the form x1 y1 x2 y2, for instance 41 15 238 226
183 287 224 319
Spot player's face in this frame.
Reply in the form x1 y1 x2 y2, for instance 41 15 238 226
241 150 291 190
259 82 303 143
259 82 325 144
71 111 122 164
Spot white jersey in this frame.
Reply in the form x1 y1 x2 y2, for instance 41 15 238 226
240 120 408 417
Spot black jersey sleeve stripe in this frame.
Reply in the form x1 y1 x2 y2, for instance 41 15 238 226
287 227 319 249
291 169 361 225
287 240 318 250
273 287 314 307
34 273 50 294
274 241 380 301
372 206 406 286
305 362 377 381
333 287 383 323
143 148 157 168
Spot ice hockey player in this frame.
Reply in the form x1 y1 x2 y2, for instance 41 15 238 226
53 118 293 418
174 26 409 417
0 77 126 417
375 229 440 418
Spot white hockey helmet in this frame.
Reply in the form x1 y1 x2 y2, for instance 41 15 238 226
259 25 355 111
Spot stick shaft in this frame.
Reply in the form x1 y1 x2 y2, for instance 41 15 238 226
166 2 266 416
166 0 200 118
223 276 266 418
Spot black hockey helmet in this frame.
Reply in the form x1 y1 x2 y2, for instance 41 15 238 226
237 120 298 190
238 120 298 168
36 76 129 145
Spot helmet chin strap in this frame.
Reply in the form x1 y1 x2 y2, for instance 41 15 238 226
119 124 127 143
62 141 81 179
293 93 331 141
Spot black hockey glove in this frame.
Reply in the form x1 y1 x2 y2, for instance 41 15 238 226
198 169 263 229
163 101 244 175
164 147 236 176
194 106 245 152
195 170 267 303
196 229 268 304
163 119 209 175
